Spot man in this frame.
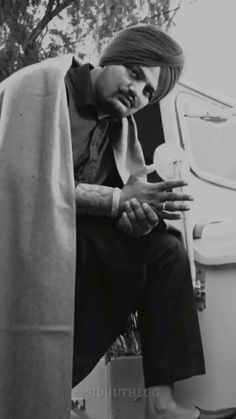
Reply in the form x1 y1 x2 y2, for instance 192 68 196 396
67 25 236 419
0 25 235 419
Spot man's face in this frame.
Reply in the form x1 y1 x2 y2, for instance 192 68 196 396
93 64 161 118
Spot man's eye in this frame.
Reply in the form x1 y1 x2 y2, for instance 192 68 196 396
145 87 154 102
128 66 139 79
148 91 154 101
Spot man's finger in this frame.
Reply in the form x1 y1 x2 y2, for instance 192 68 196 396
119 212 134 235
125 200 156 235
158 180 188 191
125 200 149 229
161 201 190 212
142 203 159 225
134 164 156 178
128 199 146 221
161 211 182 220
162 191 194 202
145 164 156 174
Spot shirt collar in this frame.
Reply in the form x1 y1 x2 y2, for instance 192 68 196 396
67 61 97 112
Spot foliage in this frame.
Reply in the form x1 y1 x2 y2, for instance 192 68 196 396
0 0 184 81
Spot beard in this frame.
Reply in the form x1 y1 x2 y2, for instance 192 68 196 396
100 93 135 119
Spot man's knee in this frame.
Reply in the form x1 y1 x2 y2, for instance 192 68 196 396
141 227 187 264
141 228 193 296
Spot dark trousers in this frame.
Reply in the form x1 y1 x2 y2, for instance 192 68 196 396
72 215 205 388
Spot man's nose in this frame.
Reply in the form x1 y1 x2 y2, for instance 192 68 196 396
129 81 148 106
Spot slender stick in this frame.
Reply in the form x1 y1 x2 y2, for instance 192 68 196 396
174 161 196 287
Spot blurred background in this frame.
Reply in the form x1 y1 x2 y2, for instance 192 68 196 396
171 0 236 101
0 0 235 100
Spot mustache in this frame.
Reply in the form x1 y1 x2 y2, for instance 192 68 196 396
118 86 137 107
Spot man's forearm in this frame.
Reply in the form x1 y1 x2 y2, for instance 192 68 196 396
75 183 114 216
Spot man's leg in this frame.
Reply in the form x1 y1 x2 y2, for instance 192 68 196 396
138 229 205 386
73 216 236 418
73 216 204 389
136 229 205 419
72 215 146 387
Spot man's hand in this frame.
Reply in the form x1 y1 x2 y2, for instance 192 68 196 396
118 198 159 237
119 167 193 219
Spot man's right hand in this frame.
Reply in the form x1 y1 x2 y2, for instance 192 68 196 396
118 199 160 238
119 166 193 218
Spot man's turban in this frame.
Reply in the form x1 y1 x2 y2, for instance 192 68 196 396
99 25 184 102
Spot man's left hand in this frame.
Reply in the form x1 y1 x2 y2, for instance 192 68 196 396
117 198 159 238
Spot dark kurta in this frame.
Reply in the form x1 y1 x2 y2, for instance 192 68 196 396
65 62 205 389
65 60 114 185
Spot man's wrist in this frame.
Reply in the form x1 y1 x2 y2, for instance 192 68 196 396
75 183 113 216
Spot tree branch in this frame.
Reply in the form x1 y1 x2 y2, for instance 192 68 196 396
23 0 74 51
137 5 181 26
159 5 181 19
166 1 182 29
